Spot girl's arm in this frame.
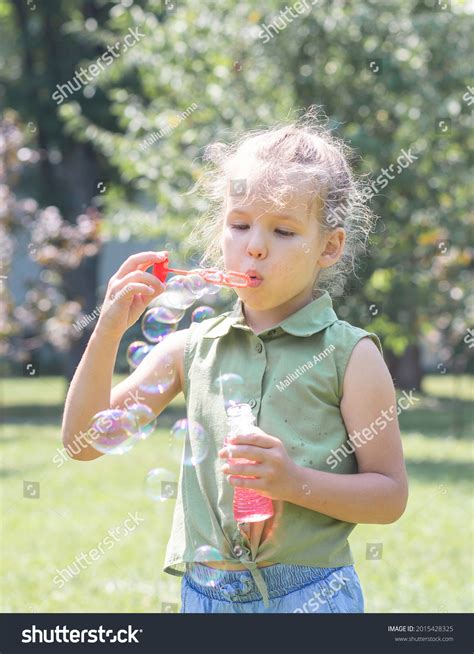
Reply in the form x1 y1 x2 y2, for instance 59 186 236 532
288 337 409 524
61 250 184 461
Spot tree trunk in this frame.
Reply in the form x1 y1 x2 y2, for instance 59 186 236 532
385 343 423 391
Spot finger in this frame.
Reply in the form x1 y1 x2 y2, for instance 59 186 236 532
222 462 263 477
109 283 155 301
229 476 264 490
113 270 166 295
218 445 264 462
115 251 168 279
227 432 278 448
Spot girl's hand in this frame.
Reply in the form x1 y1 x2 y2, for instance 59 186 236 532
218 428 299 501
95 251 168 340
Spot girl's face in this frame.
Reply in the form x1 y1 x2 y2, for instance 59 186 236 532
222 175 333 312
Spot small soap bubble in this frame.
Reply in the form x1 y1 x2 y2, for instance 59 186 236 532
127 403 157 440
171 419 209 466
145 468 177 502
192 546 224 587
126 341 153 368
213 373 245 410
141 309 177 343
88 409 139 455
139 352 176 395
195 545 223 562
186 273 208 297
191 305 216 322
146 302 185 325
190 269 220 295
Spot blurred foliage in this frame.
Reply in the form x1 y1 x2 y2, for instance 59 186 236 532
0 112 102 363
0 0 473 378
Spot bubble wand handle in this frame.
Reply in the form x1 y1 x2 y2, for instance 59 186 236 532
153 256 250 288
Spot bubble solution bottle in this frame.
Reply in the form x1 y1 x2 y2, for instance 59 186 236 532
225 403 274 523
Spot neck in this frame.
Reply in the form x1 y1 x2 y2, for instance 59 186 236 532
242 287 321 335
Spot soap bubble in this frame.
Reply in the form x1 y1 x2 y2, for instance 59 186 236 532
146 301 185 324
145 468 177 502
186 273 208 297
88 409 139 455
171 419 209 466
213 373 245 410
160 275 196 310
190 269 220 296
191 306 216 322
127 341 153 368
190 546 225 587
139 352 176 394
127 403 157 440
200 272 221 295
195 545 224 562
141 309 177 343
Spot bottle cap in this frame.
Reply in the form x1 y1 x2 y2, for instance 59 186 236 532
226 403 253 419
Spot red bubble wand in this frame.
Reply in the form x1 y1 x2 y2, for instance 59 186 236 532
153 255 251 288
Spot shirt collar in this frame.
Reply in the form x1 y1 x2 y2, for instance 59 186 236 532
203 289 338 339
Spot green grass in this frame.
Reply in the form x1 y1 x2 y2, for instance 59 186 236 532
1 375 472 612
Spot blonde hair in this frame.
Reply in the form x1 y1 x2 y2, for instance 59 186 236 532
185 106 376 297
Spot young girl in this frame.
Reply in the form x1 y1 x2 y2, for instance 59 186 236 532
62 113 408 614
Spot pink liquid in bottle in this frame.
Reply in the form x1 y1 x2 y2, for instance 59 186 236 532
225 403 274 523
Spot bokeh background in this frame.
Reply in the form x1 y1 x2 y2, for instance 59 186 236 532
1 0 472 613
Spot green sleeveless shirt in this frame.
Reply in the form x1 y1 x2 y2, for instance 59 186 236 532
163 289 383 605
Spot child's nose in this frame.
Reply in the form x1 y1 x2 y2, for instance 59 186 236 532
246 232 268 259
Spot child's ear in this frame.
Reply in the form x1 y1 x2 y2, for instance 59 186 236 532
318 228 346 268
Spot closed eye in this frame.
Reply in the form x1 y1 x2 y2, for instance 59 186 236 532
230 224 295 237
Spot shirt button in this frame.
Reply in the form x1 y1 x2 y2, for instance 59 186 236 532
255 342 263 353
233 545 244 558
249 399 257 409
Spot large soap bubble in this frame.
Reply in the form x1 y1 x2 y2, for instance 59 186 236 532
127 341 153 368
213 373 245 410
170 419 209 466
145 468 177 502
159 276 196 310
126 403 157 440
88 409 139 455
146 301 185 325
139 352 176 395
141 309 178 343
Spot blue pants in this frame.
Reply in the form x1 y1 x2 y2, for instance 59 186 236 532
180 563 365 613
